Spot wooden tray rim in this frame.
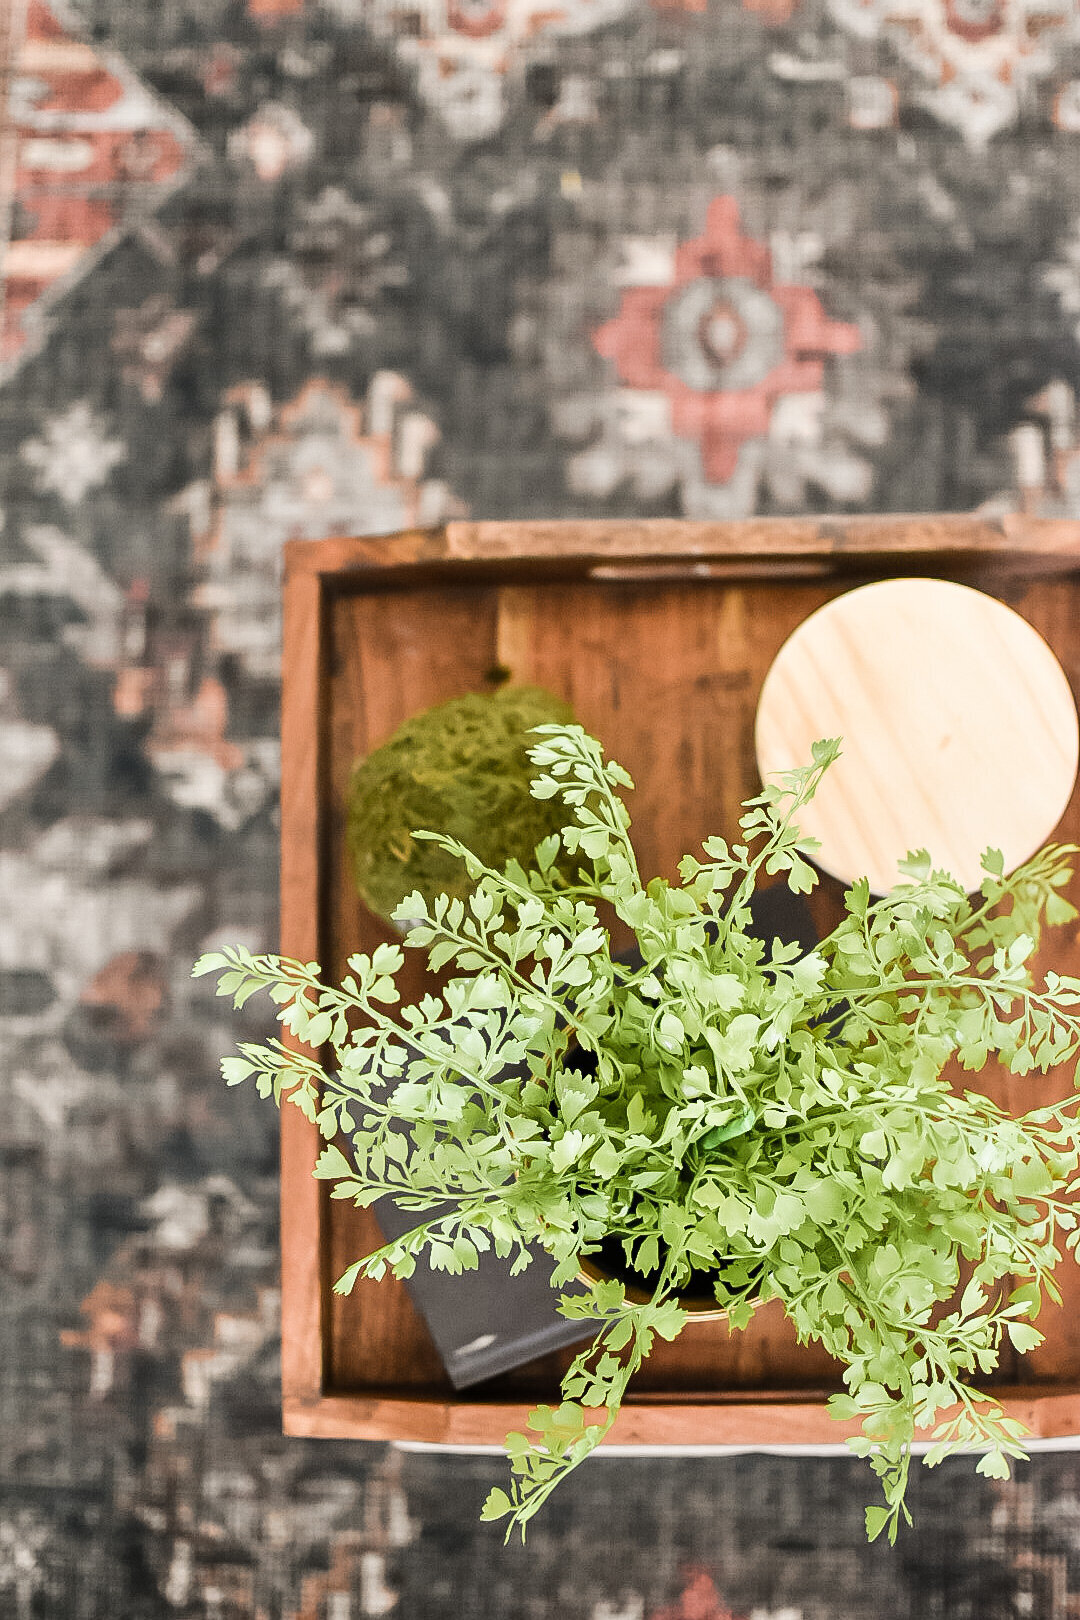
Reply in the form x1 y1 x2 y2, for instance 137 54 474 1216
284 514 1080 582
282 1388 1080 1448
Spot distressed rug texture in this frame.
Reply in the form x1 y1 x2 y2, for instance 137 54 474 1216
5 1 1080 1615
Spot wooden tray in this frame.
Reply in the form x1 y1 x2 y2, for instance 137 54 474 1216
280 515 1080 1445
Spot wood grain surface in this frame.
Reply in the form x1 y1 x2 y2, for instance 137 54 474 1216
280 519 1080 1446
282 514 1080 578
754 577 1080 895
279 566 329 1410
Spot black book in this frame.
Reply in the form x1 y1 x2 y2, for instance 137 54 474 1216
373 883 819 1389
371 1195 593 1389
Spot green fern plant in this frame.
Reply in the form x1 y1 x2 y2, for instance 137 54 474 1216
195 725 1080 1545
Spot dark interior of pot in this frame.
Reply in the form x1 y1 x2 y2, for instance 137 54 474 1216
583 1232 752 1313
566 1059 763 1315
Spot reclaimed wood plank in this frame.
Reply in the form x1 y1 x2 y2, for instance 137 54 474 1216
282 1387 1080 1447
280 562 329 1409
283 515 1080 581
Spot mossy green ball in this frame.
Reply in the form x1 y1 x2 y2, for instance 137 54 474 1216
346 685 575 922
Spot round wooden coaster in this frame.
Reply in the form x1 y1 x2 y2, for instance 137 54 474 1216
754 576 1079 895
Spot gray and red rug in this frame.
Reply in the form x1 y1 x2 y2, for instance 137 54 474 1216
4 1 1080 1614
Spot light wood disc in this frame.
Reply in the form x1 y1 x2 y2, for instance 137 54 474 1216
754 576 1079 894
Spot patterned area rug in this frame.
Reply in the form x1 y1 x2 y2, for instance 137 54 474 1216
4 1 1080 1614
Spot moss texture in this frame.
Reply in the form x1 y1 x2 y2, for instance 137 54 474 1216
346 685 575 921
